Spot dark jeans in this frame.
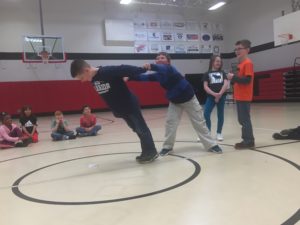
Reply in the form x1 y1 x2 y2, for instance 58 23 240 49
51 131 75 141
121 108 157 156
204 95 226 133
76 125 102 136
236 101 255 144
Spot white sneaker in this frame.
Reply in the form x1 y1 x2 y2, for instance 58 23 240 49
197 137 201 142
216 133 223 141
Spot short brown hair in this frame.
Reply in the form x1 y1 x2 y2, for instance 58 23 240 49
156 52 171 63
70 59 90 78
54 110 63 116
235 39 251 49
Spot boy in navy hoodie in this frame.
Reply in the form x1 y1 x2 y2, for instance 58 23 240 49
131 52 223 155
70 59 158 163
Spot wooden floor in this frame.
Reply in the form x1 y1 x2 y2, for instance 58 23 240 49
0 102 299 225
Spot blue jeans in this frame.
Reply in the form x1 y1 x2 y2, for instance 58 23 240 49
51 131 75 141
236 101 255 144
76 125 102 136
121 108 157 156
204 95 226 134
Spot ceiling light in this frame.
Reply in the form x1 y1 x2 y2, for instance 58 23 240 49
208 1 226 10
120 0 132 4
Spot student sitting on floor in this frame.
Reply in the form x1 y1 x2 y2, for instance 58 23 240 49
0 112 32 149
51 111 76 141
19 105 39 143
76 105 102 137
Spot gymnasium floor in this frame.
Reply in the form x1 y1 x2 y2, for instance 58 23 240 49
0 102 299 225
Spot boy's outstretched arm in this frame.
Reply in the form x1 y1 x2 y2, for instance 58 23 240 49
112 65 147 78
148 63 171 75
128 63 160 82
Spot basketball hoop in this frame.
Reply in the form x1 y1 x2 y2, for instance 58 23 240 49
38 50 50 64
278 33 293 45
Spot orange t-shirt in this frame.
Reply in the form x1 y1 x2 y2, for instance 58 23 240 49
233 58 254 101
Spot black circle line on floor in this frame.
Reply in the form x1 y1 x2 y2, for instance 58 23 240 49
0 140 299 165
251 149 300 170
4 143 299 223
281 208 300 225
11 153 201 205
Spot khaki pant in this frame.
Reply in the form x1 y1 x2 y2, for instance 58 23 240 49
163 95 217 150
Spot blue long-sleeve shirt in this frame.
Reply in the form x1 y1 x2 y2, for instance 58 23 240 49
91 65 147 116
131 64 195 104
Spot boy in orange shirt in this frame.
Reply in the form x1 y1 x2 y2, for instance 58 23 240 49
227 39 255 149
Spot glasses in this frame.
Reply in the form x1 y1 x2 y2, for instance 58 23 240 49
234 48 246 52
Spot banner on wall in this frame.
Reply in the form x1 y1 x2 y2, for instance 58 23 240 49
162 32 174 41
131 18 224 54
187 44 200 53
201 33 212 42
134 20 147 29
186 33 200 41
161 44 174 53
175 32 186 41
173 21 185 29
201 44 212 53
212 33 224 41
148 20 160 29
135 31 148 41
213 45 220 54
134 43 148 53
148 31 161 41
149 43 161 53
175 45 187 53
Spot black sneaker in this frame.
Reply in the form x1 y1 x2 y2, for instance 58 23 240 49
15 141 26 147
159 148 173 156
136 153 159 164
22 138 32 147
234 141 255 150
68 134 77 140
209 145 223 154
272 132 288 140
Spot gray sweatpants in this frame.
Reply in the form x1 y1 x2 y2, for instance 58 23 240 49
163 96 217 150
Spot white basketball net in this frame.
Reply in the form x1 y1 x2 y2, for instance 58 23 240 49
278 34 293 45
38 50 50 64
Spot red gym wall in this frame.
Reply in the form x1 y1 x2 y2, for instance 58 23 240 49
0 81 168 116
0 65 297 116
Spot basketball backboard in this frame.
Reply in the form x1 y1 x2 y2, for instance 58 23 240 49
273 10 300 46
22 35 66 63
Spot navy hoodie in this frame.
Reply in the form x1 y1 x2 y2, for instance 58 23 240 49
131 64 194 104
91 65 146 117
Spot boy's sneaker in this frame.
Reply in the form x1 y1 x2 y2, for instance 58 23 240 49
216 133 223 141
209 145 223 154
68 134 76 140
234 141 255 150
272 133 287 140
196 137 201 142
77 132 88 137
136 153 159 164
159 148 173 156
